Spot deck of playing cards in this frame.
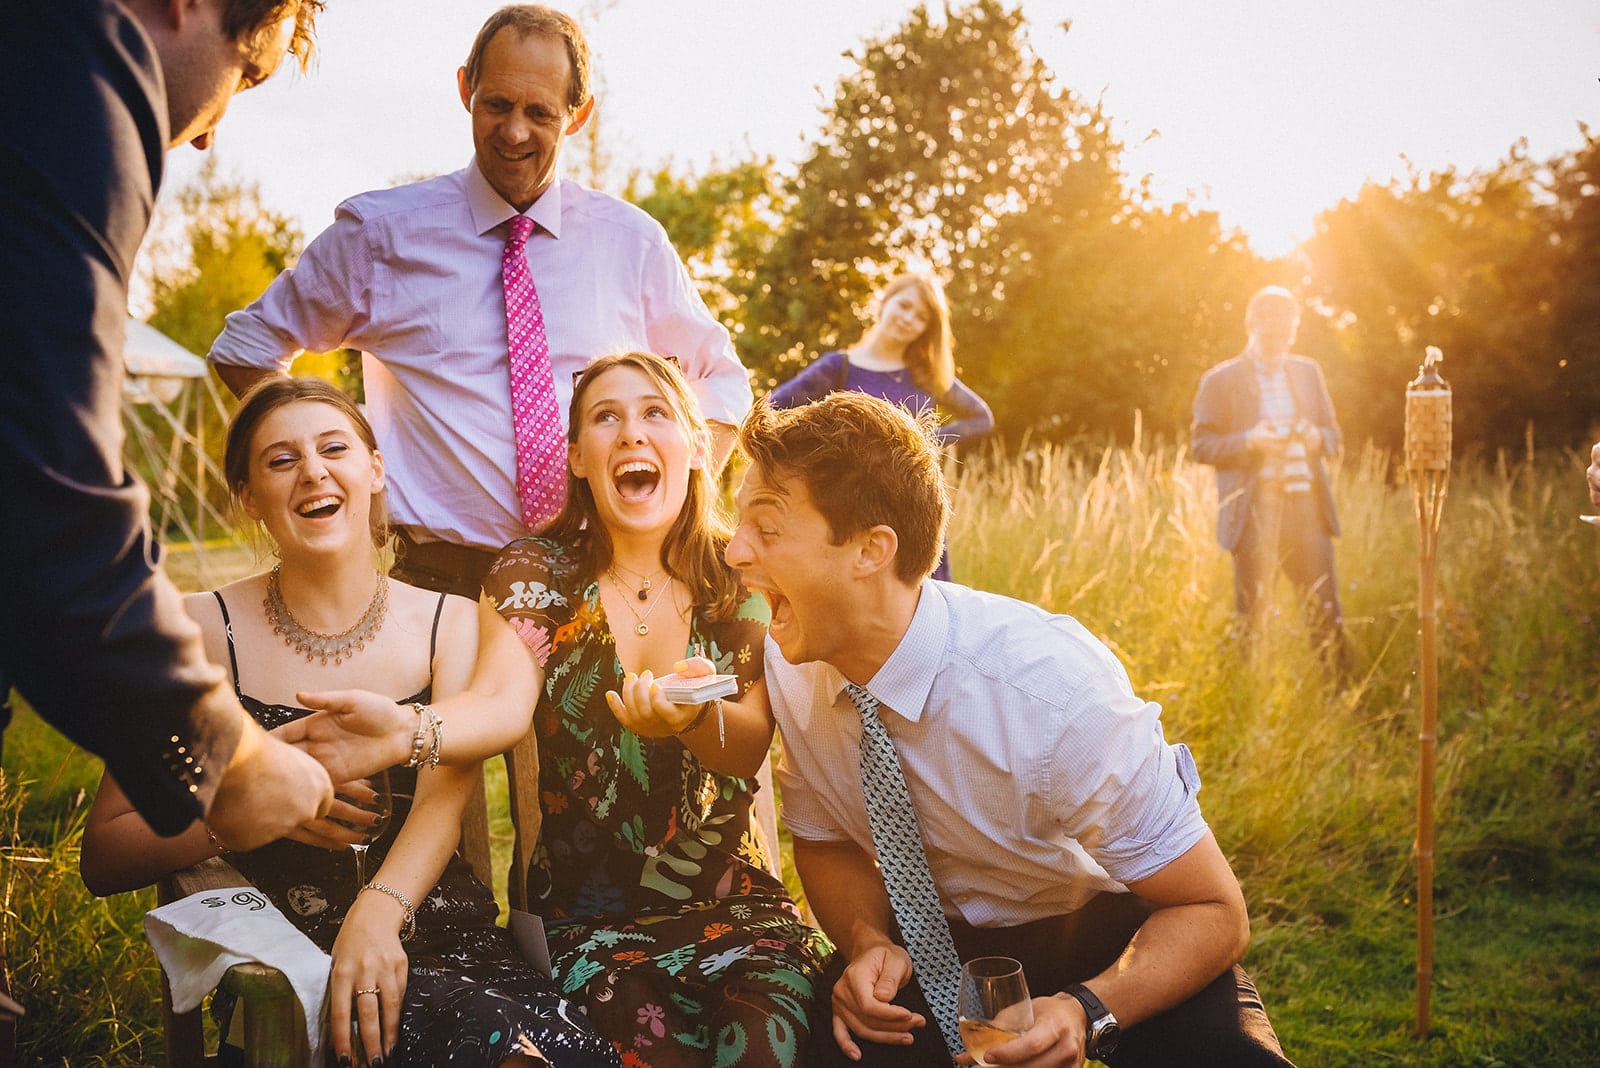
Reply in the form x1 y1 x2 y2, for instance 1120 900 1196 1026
654 672 738 704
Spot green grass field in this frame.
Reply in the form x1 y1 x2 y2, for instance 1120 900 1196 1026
4 439 1598 1065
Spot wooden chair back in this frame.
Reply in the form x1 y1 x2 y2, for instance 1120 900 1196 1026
500 733 542 911
157 765 493 1067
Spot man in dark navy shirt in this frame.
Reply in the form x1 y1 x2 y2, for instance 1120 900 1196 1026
0 0 334 852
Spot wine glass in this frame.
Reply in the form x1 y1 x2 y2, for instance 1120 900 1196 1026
340 769 392 887
958 956 1034 1067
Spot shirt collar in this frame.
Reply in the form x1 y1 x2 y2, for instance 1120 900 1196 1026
464 159 565 239
848 582 948 724
1244 341 1290 376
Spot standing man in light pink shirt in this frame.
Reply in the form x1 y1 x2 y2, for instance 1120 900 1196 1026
209 5 752 598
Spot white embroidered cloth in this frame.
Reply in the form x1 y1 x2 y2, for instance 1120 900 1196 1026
145 886 330 1061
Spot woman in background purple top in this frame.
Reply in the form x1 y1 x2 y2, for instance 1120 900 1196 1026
768 272 993 581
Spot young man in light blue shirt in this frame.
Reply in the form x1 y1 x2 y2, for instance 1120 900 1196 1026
727 393 1293 1068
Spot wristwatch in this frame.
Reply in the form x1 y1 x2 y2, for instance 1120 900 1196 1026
1064 983 1120 1060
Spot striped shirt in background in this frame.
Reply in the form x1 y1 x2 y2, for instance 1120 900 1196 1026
1252 359 1313 492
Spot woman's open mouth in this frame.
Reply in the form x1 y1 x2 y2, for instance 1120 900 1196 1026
296 495 342 519
613 460 661 501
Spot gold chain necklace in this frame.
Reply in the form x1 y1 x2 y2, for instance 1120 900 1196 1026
609 560 665 603
264 566 389 665
606 568 676 636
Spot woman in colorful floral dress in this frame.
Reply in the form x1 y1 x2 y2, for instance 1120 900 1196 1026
484 353 830 1068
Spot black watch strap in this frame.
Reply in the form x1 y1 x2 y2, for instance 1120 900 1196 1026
1064 983 1120 1059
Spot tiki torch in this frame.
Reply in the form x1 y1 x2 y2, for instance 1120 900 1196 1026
1404 345 1450 1038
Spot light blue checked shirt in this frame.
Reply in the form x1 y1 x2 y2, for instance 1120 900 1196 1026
769 580 1208 927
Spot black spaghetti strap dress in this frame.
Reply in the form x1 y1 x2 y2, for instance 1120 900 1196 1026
210 590 620 1068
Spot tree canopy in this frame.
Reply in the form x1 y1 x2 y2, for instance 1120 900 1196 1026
637 2 1599 454
147 3 1600 457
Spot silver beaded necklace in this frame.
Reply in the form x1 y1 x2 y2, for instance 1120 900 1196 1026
263 566 389 664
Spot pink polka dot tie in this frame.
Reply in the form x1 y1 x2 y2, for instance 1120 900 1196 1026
503 215 565 531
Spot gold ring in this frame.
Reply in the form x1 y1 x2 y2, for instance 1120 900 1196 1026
354 987 380 997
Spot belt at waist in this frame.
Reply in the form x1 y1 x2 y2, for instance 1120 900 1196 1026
393 530 498 586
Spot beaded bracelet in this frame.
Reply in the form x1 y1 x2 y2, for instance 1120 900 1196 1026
360 880 417 942
427 709 444 768
405 703 434 768
204 824 232 855
407 703 445 768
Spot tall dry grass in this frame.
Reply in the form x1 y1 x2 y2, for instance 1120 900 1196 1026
5 436 1598 1063
948 431 1600 927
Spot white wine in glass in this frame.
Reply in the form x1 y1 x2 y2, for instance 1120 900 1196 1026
342 769 392 887
958 956 1034 1067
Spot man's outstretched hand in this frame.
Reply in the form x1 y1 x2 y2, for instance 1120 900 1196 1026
205 720 334 851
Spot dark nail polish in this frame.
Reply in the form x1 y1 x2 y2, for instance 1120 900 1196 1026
370 1058 385 1068
337 1058 351 1068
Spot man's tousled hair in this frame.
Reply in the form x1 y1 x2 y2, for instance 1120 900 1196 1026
223 0 325 71
738 394 949 584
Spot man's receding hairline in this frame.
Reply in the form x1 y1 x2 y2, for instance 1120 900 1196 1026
468 23 577 95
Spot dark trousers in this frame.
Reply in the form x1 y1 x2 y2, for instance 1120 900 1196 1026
805 894 1293 1068
1232 490 1343 649
390 530 498 600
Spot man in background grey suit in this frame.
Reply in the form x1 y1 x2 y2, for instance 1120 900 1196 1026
1192 287 1347 662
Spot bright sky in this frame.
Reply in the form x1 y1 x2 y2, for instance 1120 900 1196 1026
162 0 1600 261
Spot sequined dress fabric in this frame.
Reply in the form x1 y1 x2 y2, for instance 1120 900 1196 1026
212 591 619 1068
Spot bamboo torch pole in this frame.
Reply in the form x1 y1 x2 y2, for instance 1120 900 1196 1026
1404 346 1451 1038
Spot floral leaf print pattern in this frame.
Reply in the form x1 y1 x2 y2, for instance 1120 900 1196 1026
508 616 554 667
655 943 697 977
482 539 830 1067
499 577 568 611
733 590 771 624
713 1025 749 1068
698 943 754 976
561 659 602 725
639 834 712 901
636 1003 667 1038
618 729 650 792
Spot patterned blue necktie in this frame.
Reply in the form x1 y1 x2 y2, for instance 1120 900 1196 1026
845 682 964 1058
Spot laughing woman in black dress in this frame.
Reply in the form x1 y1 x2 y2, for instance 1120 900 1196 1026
82 377 619 1068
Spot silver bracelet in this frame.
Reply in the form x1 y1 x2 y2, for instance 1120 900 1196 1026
405 703 432 768
203 823 232 855
360 880 417 941
426 708 443 768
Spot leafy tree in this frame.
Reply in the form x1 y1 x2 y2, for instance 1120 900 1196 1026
628 158 787 364
1302 146 1567 451
145 160 303 357
144 161 360 398
970 118 1267 444
1545 125 1600 445
736 0 1100 393
629 4 1597 453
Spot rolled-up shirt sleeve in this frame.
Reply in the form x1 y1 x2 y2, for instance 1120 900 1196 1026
208 203 377 372
1045 653 1209 886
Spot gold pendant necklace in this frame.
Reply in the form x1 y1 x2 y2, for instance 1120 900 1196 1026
609 560 665 603
264 566 388 664
607 568 675 636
